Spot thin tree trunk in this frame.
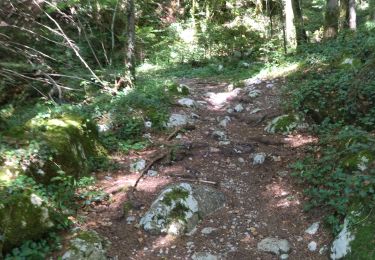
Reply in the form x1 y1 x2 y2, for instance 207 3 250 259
125 0 136 82
371 0 375 21
291 0 307 46
348 0 356 30
324 0 339 38
284 0 296 49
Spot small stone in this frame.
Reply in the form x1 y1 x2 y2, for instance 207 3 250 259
266 83 274 88
192 252 219 260
212 131 227 141
227 108 234 114
277 171 289 177
253 153 266 165
178 98 197 108
191 113 200 119
250 108 262 114
219 116 231 128
238 157 245 163
144 121 152 128
280 254 289 260
308 241 317 252
227 84 234 92
305 222 320 235
126 216 136 224
234 104 244 113
257 237 291 255
201 227 217 235
130 159 146 172
147 170 158 177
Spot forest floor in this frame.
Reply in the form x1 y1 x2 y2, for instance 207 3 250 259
76 76 332 259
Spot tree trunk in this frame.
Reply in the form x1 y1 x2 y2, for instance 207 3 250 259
324 0 339 38
340 0 356 30
371 0 375 21
291 0 307 46
348 0 356 30
125 0 136 82
284 0 297 49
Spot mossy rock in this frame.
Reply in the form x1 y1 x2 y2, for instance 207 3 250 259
331 203 375 259
265 114 305 134
15 114 106 182
0 190 54 253
61 230 110 260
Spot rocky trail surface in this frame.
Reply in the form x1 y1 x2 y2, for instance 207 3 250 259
72 77 332 259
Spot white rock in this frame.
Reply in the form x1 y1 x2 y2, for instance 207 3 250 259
191 113 200 119
305 222 320 235
219 116 231 128
227 84 234 92
257 237 291 255
130 159 146 172
192 252 219 260
227 108 234 114
330 219 355 259
238 157 245 163
178 98 197 108
201 227 217 235
144 121 152 128
234 104 244 113
167 113 190 128
212 131 227 141
147 170 158 177
253 153 266 165
308 241 317 252
126 216 136 224
280 254 289 260
319 245 328 255
266 83 274 88
218 65 224 71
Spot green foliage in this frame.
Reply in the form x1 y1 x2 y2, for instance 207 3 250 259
5 233 61 260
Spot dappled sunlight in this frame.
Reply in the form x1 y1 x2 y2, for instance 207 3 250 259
204 88 241 108
284 134 318 147
263 182 301 210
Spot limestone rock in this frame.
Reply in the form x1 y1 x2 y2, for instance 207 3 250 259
305 222 320 235
139 183 225 235
167 113 192 128
62 231 110 260
219 116 231 128
212 131 227 141
253 153 266 165
257 237 291 255
177 98 197 108
308 241 317 252
234 104 244 113
201 227 217 235
330 219 355 259
192 252 219 260
130 159 146 173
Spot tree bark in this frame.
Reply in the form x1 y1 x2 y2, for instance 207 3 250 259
348 0 356 30
291 0 307 46
371 0 375 21
125 0 136 82
284 0 297 49
324 0 339 38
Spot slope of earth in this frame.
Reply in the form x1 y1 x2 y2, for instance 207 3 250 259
73 76 331 259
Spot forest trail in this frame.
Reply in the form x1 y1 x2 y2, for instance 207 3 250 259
79 77 331 259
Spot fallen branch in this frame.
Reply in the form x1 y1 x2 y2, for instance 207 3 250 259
133 150 169 190
177 178 218 186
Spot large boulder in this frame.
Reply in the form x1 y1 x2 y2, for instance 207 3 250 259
1 113 106 183
139 183 225 235
0 190 54 253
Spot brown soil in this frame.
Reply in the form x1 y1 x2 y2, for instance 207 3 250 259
76 77 331 259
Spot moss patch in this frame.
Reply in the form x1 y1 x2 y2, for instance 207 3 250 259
265 114 301 134
346 205 375 259
162 188 189 206
0 190 53 252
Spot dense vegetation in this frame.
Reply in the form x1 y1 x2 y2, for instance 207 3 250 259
1 0 375 258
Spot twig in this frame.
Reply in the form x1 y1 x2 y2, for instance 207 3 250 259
178 178 218 186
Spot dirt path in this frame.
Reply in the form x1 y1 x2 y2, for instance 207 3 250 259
79 77 331 259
